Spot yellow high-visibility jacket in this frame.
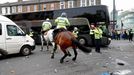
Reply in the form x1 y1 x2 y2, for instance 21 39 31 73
93 27 103 39
55 17 70 29
42 21 52 31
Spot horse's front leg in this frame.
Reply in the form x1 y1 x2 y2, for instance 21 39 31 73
60 50 68 63
40 35 44 51
51 43 57 59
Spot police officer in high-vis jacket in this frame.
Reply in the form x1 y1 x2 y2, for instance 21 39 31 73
42 18 52 33
93 24 103 53
41 18 52 40
53 12 70 39
90 24 95 46
55 12 70 29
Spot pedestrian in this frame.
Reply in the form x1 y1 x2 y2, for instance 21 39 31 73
128 29 133 41
72 27 79 39
93 24 103 53
90 24 95 46
53 12 70 39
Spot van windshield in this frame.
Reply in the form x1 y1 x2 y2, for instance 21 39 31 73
7 25 25 36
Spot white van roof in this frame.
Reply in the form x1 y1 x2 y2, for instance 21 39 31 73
0 15 16 24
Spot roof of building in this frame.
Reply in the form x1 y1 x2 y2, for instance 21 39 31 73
0 0 60 7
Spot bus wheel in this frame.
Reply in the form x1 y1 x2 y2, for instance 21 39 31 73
78 37 87 45
20 46 31 56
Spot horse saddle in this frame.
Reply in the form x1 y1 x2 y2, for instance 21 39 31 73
53 28 66 40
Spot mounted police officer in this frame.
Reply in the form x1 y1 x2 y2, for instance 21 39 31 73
40 18 52 51
53 12 70 40
41 18 52 34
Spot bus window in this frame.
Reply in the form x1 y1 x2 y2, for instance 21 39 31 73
67 18 90 34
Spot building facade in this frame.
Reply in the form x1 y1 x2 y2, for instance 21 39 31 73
118 10 134 30
0 0 101 15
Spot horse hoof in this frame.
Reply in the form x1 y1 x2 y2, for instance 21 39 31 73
51 56 54 59
72 57 76 61
60 60 64 63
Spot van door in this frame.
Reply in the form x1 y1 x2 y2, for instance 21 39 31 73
6 24 26 54
0 23 6 54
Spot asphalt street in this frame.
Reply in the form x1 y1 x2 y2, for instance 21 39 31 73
0 40 134 75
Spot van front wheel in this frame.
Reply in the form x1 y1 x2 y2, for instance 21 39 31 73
20 46 31 56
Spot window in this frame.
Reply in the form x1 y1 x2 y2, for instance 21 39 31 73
60 1 65 9
50 4 54 10
34 5 37 12
2 7 6 15
43 4 46 11
91 0 95 5
0 24 2 35
7 25 24 36
80 0 87 7
68 0 74 8
12 6 16 13
27 5 30 12
18 6 22 12
88 0 91 6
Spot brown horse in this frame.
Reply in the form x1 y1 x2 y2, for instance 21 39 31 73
51 30 91 63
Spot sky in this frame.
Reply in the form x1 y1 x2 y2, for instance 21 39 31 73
101 0 134 12
0 0 134 12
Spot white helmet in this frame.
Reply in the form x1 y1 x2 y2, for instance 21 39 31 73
46 18 49 21
74 27 78 30
61 12 67 17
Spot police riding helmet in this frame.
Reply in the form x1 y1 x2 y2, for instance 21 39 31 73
46 18 50 21
61 12 67 17
74 27 78 31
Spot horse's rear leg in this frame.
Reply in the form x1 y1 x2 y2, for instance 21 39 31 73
40 39 44 51
46 41 49 51
72 46 78 61
40 34 44 51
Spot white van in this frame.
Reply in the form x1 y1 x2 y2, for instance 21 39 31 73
0 15 35 56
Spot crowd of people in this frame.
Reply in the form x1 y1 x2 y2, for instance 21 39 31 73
111 29 134 41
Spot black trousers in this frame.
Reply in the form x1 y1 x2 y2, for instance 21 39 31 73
90 34 94 46
95 39 101 52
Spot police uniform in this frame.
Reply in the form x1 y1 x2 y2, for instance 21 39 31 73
72 28 79 38
55 17 70 29
42 21 52 33
93 26 103 53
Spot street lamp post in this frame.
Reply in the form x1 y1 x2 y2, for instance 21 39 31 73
113 0 116 30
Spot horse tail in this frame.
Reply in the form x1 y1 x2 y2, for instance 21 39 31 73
72 39 91 53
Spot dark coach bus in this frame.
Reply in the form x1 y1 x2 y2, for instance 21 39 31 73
5 5 111 46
